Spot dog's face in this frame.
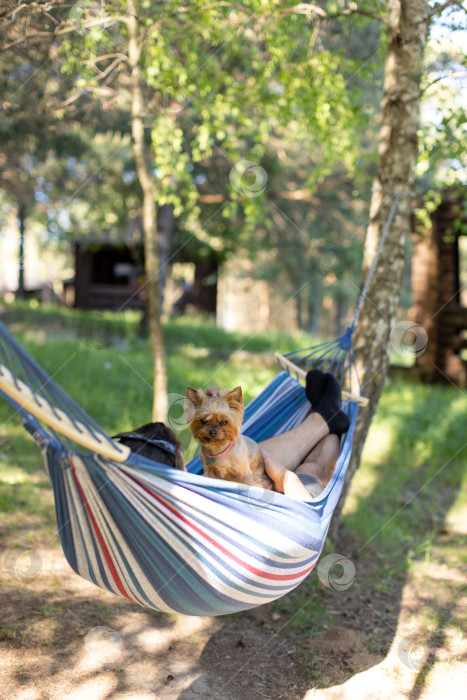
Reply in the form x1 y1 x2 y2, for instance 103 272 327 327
185 386 244 450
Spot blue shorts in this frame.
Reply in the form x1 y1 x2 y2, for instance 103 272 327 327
297 473 324 498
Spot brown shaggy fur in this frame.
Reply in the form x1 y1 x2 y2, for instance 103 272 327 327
185 386 273 489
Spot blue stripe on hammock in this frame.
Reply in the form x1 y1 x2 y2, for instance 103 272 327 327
14 371 357 616
92 463 291 611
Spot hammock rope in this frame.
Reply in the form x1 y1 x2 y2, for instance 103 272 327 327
0 191 403 616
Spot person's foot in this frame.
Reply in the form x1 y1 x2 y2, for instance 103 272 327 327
305 369 327 406
313 373 350 435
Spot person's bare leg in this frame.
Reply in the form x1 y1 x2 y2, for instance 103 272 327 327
263 435 339 498
296 434 340 488
259 412 329 470
262 454 312 500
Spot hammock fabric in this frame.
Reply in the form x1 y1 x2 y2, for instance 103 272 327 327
0 319 358 617
0 193 407 616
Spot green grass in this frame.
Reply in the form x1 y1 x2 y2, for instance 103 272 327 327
345 380 467 571
0 301 466 633
0 413 57 544
2 298 319 355
0 302 310 458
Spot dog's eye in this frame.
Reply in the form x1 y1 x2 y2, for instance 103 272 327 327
200 419 208 425
219 420 227 426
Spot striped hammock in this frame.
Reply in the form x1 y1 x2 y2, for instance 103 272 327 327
0 320 358 617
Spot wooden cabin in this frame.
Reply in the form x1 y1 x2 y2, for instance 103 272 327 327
411 189 467 385
73 242 146 311
71 241 218 314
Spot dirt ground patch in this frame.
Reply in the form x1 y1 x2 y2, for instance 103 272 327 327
1 518 465 700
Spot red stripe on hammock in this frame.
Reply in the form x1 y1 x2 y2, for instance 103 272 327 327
126 471 314 583
69 457 133 601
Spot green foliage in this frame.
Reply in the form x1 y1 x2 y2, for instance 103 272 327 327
41 129 140 243
0 14 139 246
2 0 466 337
417 15 467 192
1 0 387 323
59 0 365 238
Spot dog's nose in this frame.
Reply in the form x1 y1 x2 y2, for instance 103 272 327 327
209 429 217 437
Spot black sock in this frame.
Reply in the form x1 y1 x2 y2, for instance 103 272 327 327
305 369 327 406
313 373 350 435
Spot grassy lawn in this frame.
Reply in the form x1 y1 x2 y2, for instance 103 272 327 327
0 302 465 696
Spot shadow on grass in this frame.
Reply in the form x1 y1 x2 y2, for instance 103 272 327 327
407 596 459 700
180 381 466 698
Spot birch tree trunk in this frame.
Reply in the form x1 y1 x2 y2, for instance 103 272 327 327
328 0 431 541
16 202 26 299
127 0 168 421
157 204 175 313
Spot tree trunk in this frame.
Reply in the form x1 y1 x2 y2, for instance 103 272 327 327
128 0 168 421
335 291 348 337
328 0 430 542
16 202 26 300
157 204 174 313
296 287 304 330
308 277 321 335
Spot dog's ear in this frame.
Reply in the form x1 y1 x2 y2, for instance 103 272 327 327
185 387 204 424
224 386 243 411
185 386 205 405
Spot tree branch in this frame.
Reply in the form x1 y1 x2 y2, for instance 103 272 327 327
0 1 61 23
423 0 466 21
198 190 323 205
59 90 85 108
84 52 128 64
92 55 128 81
56 14 130 36
0 32 53 52
421 69 467 94
285 2 390 27
273 189 321 205
0 8 128 53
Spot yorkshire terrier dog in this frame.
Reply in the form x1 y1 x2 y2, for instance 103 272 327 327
185 386 273 489
112 421 186 470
